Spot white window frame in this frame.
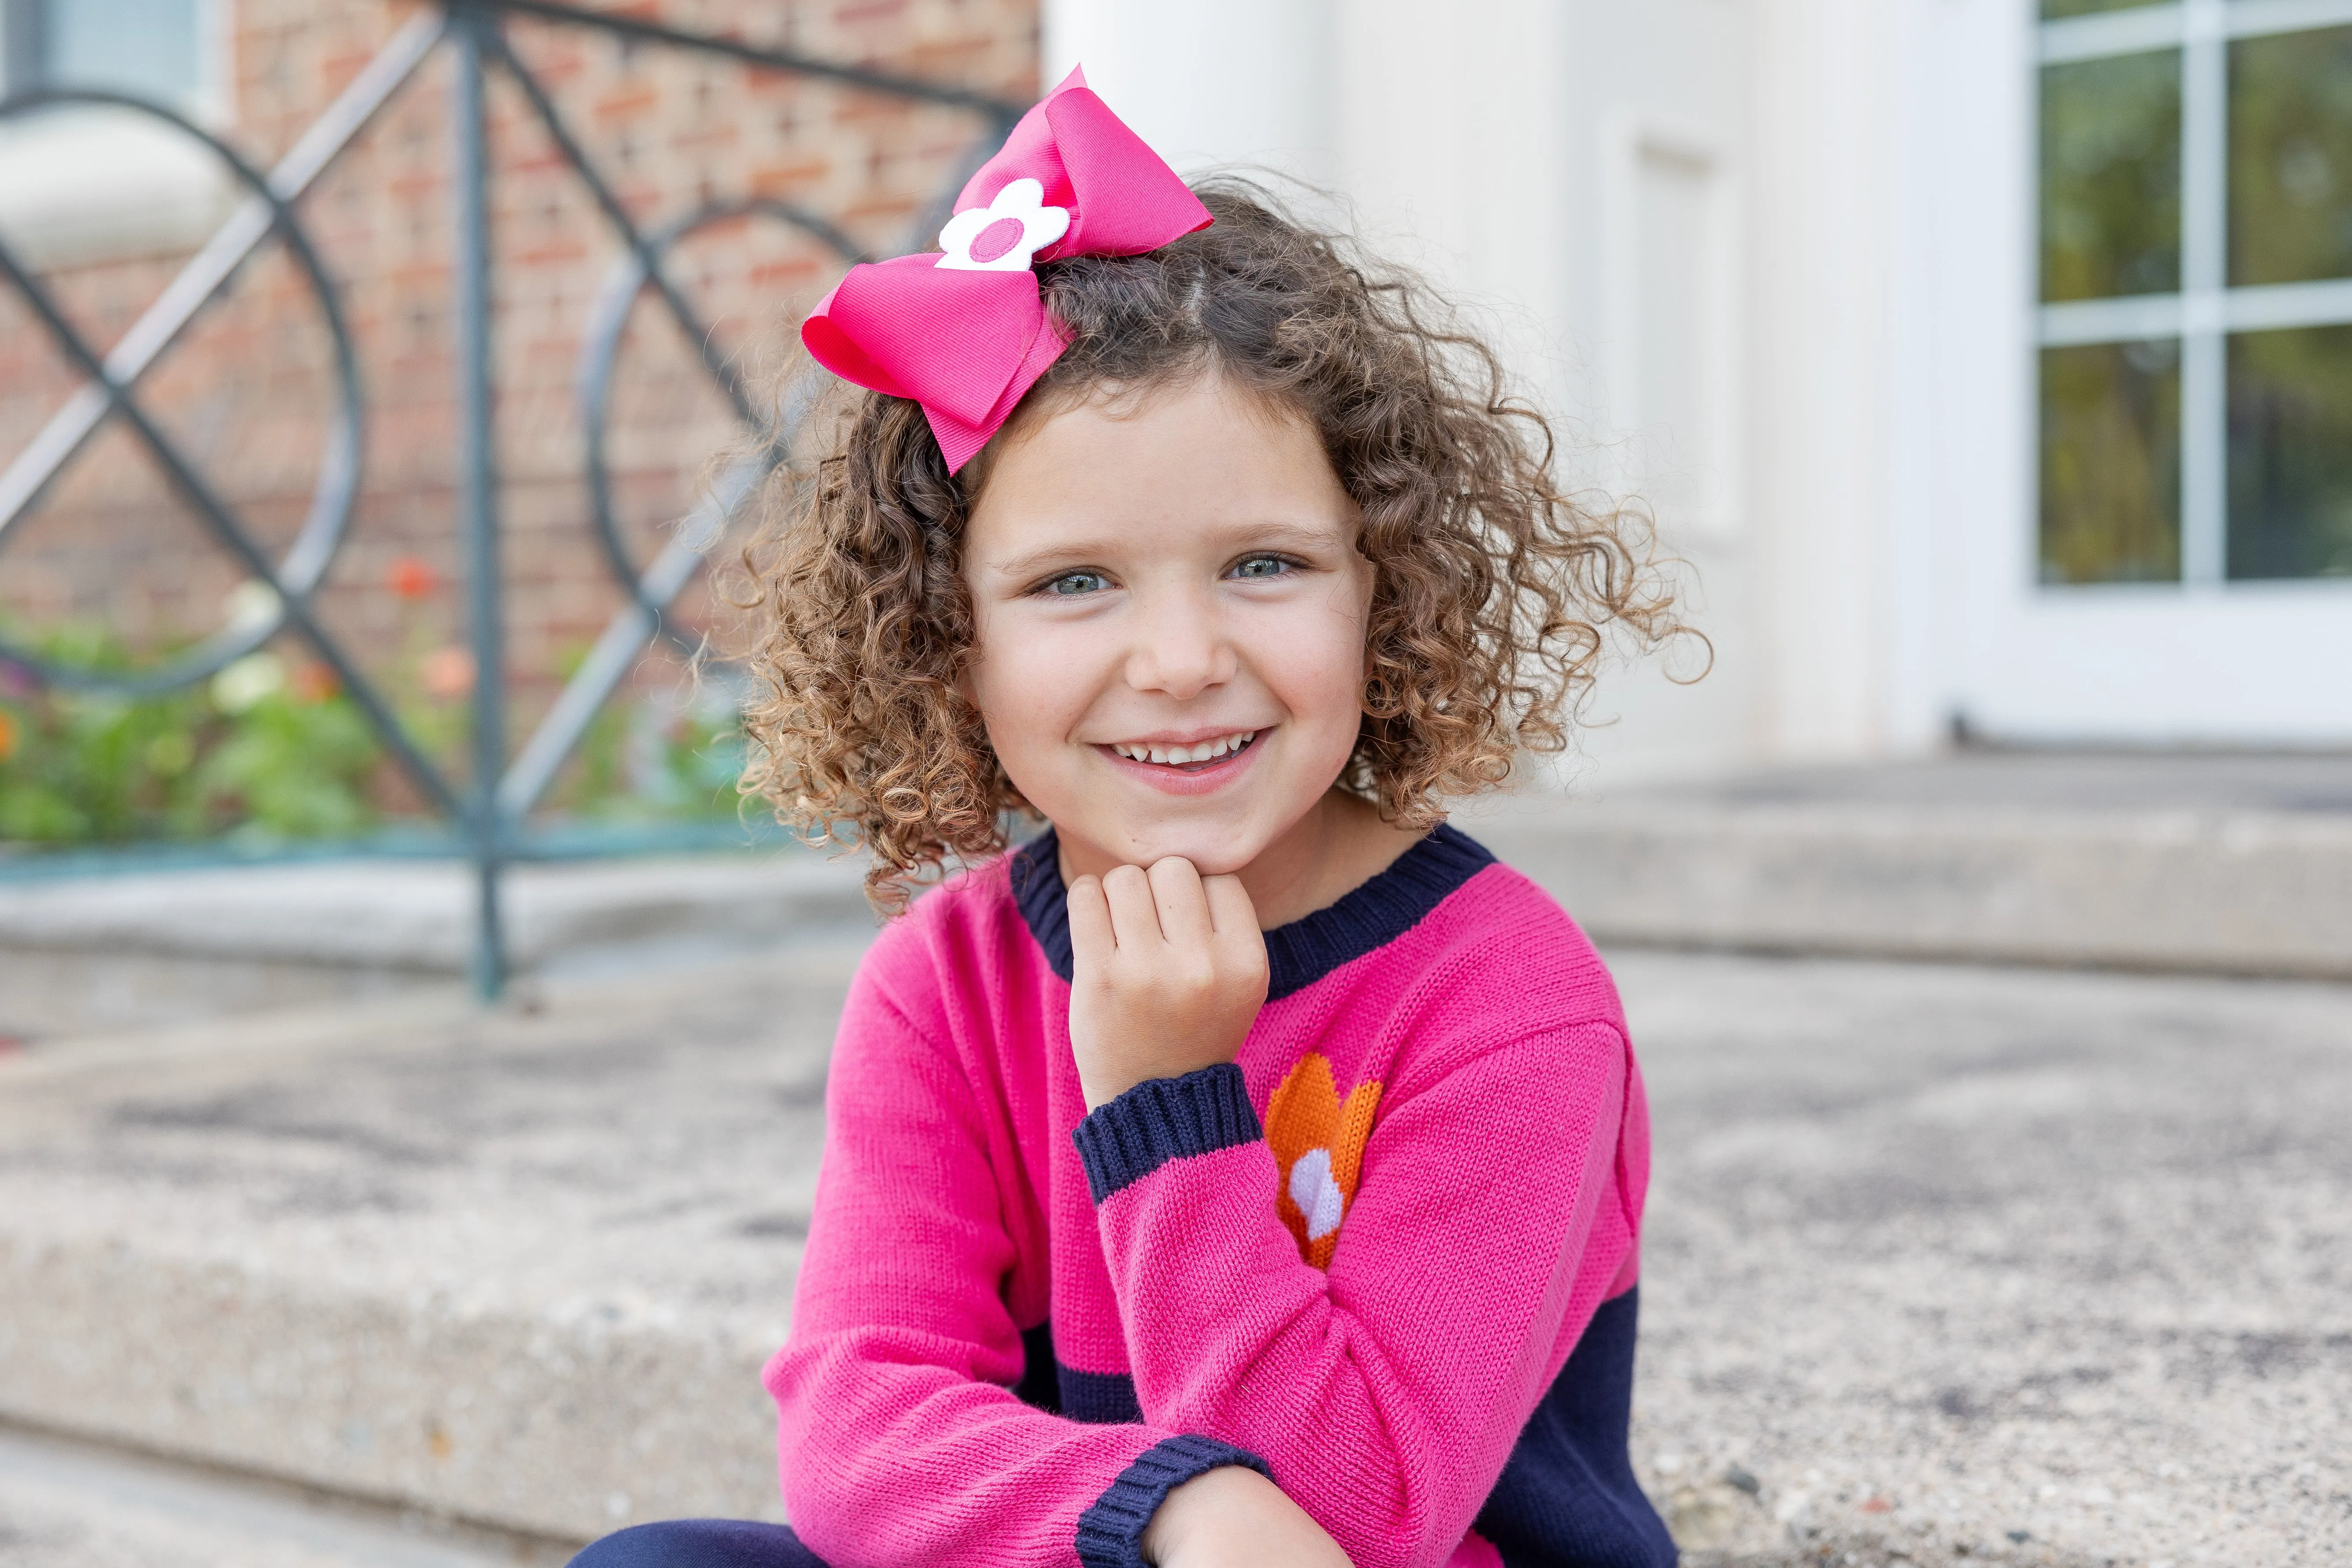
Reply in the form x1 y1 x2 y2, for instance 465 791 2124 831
2035 0 2352 589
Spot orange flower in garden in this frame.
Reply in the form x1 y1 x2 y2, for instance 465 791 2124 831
0 708 16 765
290 663 340 704
388 556 440 599
420 646 476 700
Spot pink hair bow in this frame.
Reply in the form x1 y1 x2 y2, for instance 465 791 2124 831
801 67 1213 473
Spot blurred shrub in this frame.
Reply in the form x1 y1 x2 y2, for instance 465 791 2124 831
553 641 746 825
189 658 381 839
640 679 750 822
0 615 748 848
0 629 378 844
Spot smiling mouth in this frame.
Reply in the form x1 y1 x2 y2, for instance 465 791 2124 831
1102 730 1260 771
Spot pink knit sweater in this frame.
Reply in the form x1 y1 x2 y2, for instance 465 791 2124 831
765 826 1674 1568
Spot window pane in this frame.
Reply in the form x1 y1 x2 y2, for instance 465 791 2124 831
2228 325 2352 579
42 0 202 109
2042 0 2160 17
2041 51 2182 302
2230 25 2352 286
2041 340 2182 584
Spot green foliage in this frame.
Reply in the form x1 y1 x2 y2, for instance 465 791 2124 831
0 628 382 846
536 639 745 824
189 685 382 839
0 622 751 849
645 689 750 822
0 687 206 842
553 661 747 824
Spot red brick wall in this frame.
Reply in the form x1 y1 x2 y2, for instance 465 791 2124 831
0 0 1035 784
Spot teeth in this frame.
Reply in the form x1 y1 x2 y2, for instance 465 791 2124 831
1111 731 1256 765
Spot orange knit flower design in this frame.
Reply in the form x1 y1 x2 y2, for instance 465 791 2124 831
1264 1052 1383 1270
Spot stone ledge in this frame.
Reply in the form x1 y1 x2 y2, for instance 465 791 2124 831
0 852 875 975
0 1240 780 1546
0 1418 570 1568
0 950 854 1543
1480 801 2352 979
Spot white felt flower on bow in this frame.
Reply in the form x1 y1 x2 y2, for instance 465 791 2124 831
936 178 1071 273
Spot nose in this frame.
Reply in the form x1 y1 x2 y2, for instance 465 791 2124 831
1124 582 1235 701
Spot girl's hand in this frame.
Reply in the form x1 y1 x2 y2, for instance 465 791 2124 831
1066 857 1269 1111
1143 1465 1353 1568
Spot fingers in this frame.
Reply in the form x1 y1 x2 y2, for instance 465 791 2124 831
1100 862 1162 949
1146 857 1213 947
1201 873 1261 939
1066 874 1115 966
1091 858 1249 955
1205 874 1269 1001
1065 858 1269 1107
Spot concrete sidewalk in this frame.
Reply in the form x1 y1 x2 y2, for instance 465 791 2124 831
1 936 2345 1566
5 749 2348 1043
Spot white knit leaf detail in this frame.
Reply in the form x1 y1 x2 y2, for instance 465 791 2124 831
1288 1147 1346 1242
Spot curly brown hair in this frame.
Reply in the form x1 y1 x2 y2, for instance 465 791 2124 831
738 181 1694 910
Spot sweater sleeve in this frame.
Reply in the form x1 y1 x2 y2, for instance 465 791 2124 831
1071 1021 1637 1568
765 962 1269 1568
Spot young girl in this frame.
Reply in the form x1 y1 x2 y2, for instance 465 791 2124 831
577 68 1683 1568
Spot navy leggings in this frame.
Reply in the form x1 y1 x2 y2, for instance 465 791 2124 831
569 1520 827 1568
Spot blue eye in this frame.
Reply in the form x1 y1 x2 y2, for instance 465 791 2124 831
1043 570 1107 596
1230 554 1295 581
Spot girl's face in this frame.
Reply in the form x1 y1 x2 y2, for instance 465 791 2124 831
962 375 1373 882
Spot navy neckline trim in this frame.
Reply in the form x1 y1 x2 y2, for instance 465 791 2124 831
1010 821 1494 1001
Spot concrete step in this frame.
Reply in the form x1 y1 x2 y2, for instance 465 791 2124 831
1471 751 2352 980
2 939 2345 1565
0 850 873 972
0 944 862 1548
0 851 873 1039
5 752 2345 1043
0 1424 562 1568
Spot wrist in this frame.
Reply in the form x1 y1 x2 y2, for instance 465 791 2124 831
1077 1058 1144 1113
1071 1024 1251 1112
1141 1465 1350 1568
1140 1464 1272 1564
1069 1063 1263 1205
1076 1436 1276 1568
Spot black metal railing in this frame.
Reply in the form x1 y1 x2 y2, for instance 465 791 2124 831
0 0 1021 995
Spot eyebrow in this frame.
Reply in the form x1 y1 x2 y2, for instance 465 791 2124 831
982 539 1121 581
980 518 1351 581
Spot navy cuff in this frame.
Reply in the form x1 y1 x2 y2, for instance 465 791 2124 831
1074 1434 1274 1568
1071 1062 1263 1204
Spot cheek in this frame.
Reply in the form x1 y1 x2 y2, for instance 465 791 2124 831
965 615 1098 775
1255 586 1372 743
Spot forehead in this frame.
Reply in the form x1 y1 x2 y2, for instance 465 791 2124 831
964 376 1352 564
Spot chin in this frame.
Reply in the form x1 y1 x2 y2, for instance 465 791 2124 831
1106 821 1265 878
1165 843 1257 878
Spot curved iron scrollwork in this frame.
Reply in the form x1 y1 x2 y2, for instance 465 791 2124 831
0 87 367 701
578 196 867 652
0 0 1021 993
